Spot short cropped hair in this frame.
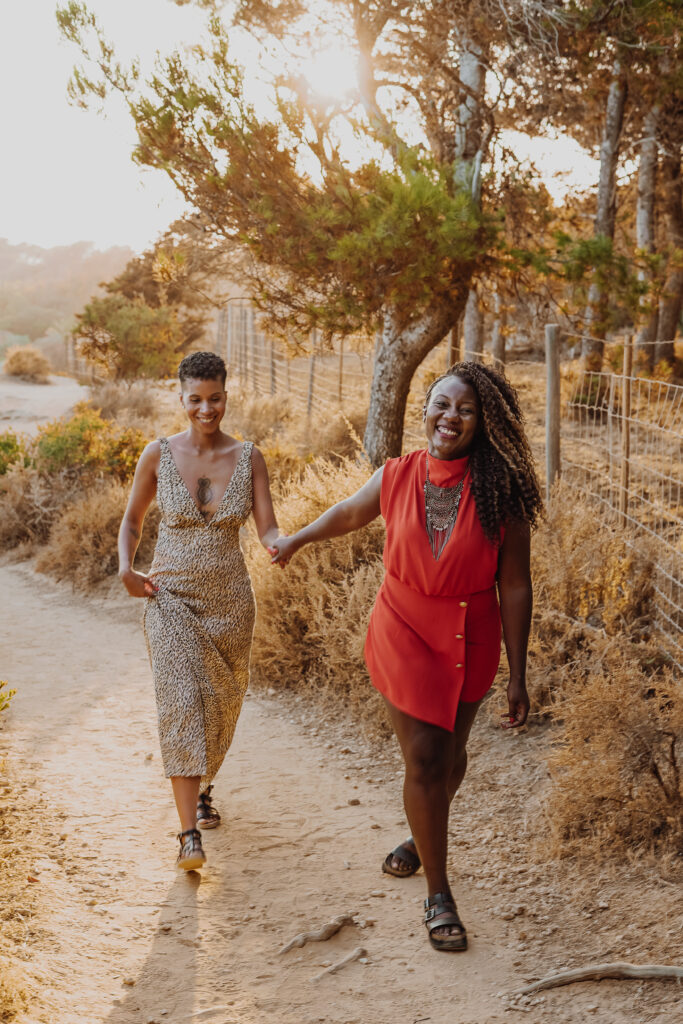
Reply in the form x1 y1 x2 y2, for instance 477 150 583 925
178 351 227 388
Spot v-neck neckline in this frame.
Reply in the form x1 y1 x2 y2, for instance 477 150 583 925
163 437 246 527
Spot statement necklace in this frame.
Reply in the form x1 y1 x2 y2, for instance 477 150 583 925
423 451 466 561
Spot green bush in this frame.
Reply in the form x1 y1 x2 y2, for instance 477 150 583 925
0 431 28 475
33 404 148 481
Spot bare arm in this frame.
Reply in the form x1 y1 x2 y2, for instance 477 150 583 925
251 445 280 548
270 466 383 564
118 441 160 598
496 519 532 729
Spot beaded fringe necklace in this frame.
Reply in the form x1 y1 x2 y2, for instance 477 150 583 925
423 451 466 561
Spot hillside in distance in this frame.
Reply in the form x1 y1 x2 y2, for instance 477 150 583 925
0 238 133 345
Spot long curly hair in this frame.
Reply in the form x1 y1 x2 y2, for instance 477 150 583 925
424 362 544 543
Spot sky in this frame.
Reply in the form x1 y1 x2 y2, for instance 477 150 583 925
1 1 598 256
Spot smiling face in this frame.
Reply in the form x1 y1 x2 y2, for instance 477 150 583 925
179 377 227 433
423 375 480 459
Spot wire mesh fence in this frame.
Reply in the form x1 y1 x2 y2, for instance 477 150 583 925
562 335 683 670
219 303 371 417
219 308 682 667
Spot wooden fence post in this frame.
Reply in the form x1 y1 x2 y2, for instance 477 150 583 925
545 323 561 500
249 309 257 390
307 330 317 417
338 336 344 404
270 337 276 395
226 307 232 370
620 334 633 526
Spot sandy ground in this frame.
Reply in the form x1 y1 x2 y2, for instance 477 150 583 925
0 374 87 435
1 563 682 1024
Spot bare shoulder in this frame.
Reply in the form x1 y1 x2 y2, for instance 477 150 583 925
139 439 162 470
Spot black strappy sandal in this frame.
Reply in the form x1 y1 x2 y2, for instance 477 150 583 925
382 838 422 877
176 828 206 871
196 785 221 830
424 891 468 952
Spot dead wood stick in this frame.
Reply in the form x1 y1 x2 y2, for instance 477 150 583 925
514 962 683 996
311 946 366 983
279 913 356 954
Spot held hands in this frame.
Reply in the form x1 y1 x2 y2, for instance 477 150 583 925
501 679 530 730
267 533 299 568
119 568 158 599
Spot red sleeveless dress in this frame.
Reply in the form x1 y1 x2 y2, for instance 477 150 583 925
364 449 502 730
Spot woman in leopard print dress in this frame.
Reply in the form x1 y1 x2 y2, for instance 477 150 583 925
118 352 281 870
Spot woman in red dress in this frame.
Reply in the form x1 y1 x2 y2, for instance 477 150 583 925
271 362 543 952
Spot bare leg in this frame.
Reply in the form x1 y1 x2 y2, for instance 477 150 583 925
384 702 458 934
387 697 484 871
447 697 483 801
171 775 201 833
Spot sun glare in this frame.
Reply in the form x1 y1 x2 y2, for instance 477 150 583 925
303 46 358 100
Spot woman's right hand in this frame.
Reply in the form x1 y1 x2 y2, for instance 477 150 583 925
267 535 301 568
119 568 159 598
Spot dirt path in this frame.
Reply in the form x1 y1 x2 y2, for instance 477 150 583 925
0 375 87 435
1 563 680 1024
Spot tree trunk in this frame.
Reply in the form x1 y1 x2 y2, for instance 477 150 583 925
582 62 628 371
454 32 485 199
635 105 660 372
491 290 506 366
463 286 483 362
363 299 465 467
656 147 683 367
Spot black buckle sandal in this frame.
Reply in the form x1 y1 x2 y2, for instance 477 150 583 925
382 838 422 877
424 891 468 952
176 828 206 871
196 784 221 830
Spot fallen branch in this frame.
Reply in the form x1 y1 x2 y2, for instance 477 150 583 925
279 913 356 954
311 946 366 983
514 962 683 996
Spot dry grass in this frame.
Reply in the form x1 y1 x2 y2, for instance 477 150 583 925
3 346 51 384
35 481 159 588
244 453 390 738
541 654 683 857
88 381 157 423
0 466 79 553
526 481 659 712
0 762 40 1023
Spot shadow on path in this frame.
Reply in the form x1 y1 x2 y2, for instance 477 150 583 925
105 871 201 1024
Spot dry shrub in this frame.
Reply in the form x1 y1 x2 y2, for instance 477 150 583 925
259 436 310 493
245 453 389 735
225 388 294 445
526 480 657 711
35 481 159 588
88 381 156 422
542 651 683 857
0 969 27 1023
3 345 51 383
298 405 368 460
0 465 78 552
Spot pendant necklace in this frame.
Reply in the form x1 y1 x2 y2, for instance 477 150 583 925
423 451 466 561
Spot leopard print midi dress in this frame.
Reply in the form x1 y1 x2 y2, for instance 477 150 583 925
143 437 256 791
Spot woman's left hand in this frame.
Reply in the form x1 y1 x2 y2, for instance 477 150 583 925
501 679 530 729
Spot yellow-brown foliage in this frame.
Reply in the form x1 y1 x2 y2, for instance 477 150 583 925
33 405 148 482
244 453 389 736
3 345 51 383
35 481 159 588
0 465 79 551
542 652 683 857
526 481 657 711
